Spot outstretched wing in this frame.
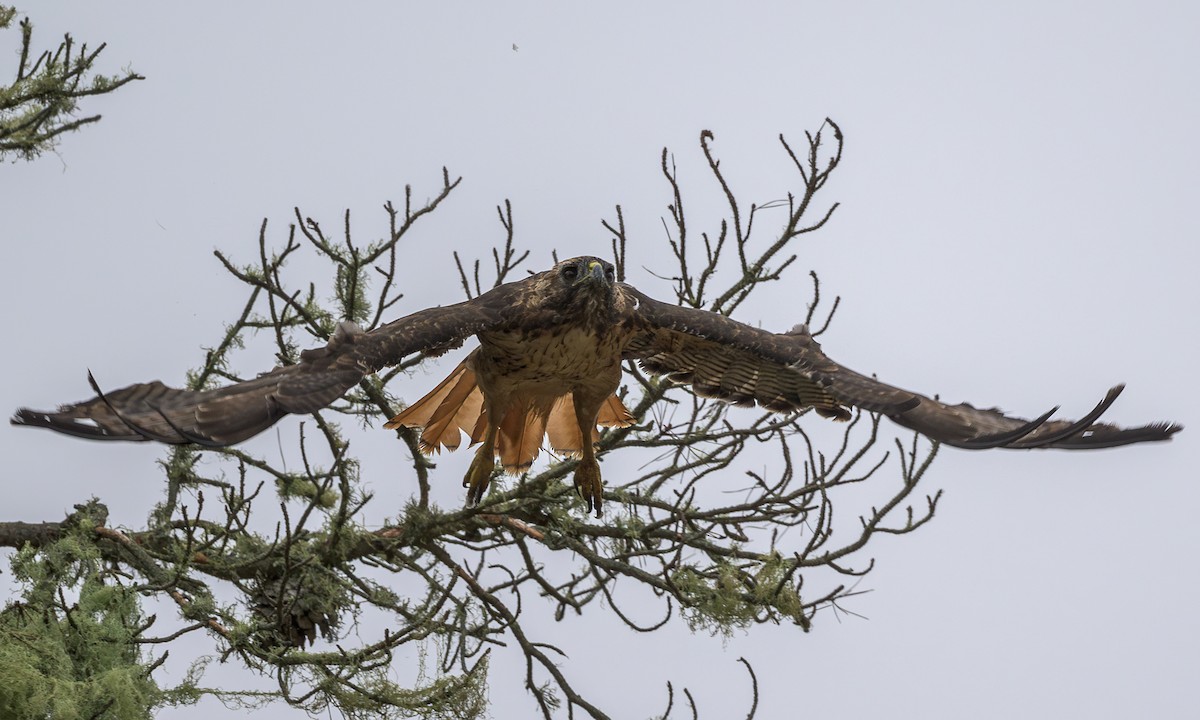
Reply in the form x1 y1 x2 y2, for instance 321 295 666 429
11 281 524 446
623 287 1180 449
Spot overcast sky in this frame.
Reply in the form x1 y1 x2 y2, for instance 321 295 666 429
2 3 1197 718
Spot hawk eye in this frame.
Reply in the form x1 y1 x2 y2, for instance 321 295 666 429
562 264 579 280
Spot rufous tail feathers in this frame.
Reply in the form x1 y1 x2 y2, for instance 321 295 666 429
385 359 633 473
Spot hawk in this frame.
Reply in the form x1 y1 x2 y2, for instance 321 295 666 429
11 256 1181 514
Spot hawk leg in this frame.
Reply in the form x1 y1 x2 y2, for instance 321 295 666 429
464 427 497 505
572 394 606 517
574 456 603 518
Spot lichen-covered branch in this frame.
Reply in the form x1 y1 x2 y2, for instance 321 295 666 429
0 7 143 161
2 123 946 718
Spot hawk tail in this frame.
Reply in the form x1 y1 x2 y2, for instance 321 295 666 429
384 359 485 454
386 364 633 472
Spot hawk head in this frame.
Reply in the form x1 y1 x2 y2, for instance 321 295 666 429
546 256 620 330
556 256 615 287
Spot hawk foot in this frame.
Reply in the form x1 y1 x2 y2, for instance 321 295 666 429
464 450 496 506
573 458 603 517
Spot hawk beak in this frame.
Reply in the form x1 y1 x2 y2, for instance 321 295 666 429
587 261 608 285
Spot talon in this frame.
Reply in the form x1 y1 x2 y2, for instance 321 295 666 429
464 446 496 506
573 458 603 517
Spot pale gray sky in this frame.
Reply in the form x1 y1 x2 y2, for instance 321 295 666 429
3 3 1197 718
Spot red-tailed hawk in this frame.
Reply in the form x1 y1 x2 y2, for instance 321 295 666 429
11 256 1181 514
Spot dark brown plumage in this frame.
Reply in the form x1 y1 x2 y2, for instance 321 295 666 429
12 256 1181 514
